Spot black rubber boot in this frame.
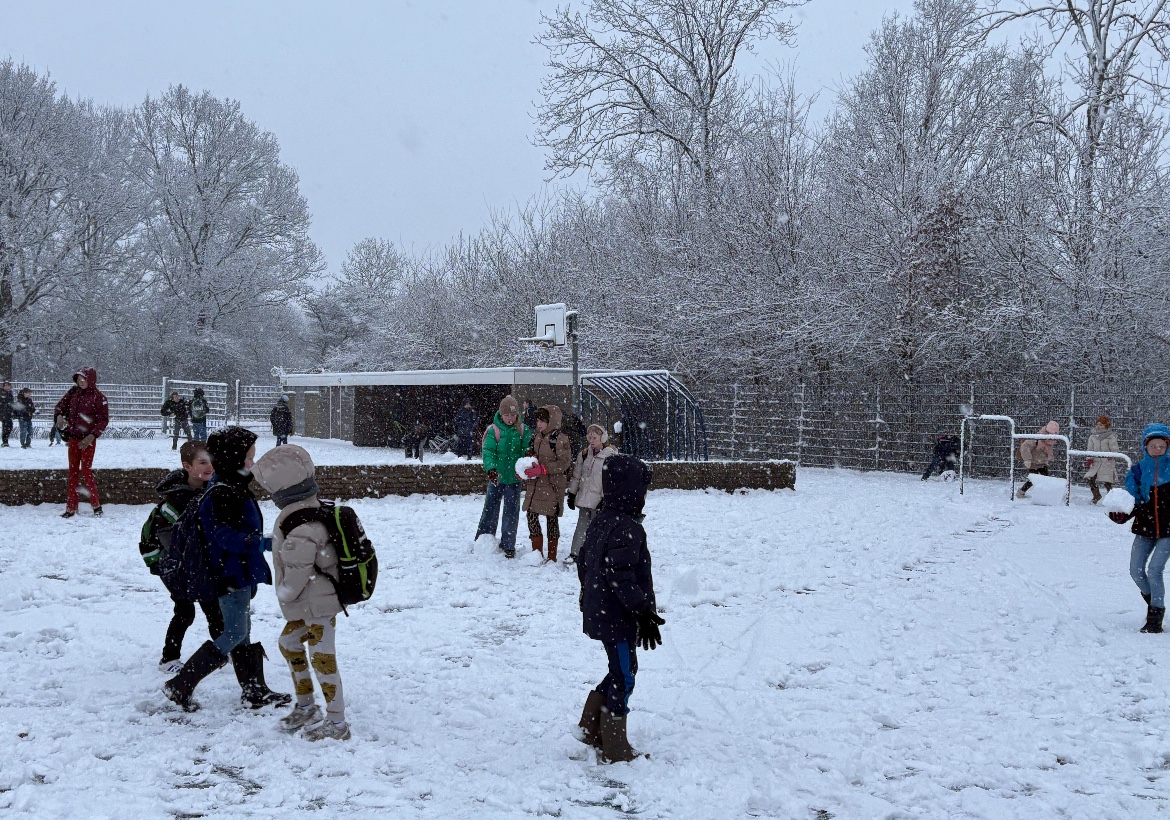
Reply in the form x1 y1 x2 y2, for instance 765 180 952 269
577 690 605 748
599 707 638 763
232 642 292 709
1142 606 1165 634
164 640 229 712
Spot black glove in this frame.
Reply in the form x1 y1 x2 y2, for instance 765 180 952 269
636 610 666 651
567 492 576 510
487 469 499 485
1109 511 1132 525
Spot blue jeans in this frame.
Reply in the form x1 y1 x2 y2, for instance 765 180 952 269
213 587 252 655
18 418 33 447
1130 536 1170 607
597 641 638 715
476 481 521 553
192 420 207 442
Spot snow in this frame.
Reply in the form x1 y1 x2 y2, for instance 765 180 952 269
1025 472 1067 506
0 435 470 470
514 456 539 480
1105 488 1137 515
3 468 1169 817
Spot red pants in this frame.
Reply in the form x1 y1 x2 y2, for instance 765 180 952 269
67 439 100 511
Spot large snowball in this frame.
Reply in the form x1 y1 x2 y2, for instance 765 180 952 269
515 456 539 480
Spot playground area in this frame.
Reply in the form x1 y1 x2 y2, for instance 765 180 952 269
2 467 1168 817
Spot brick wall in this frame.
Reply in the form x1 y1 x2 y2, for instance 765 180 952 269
0 460 795 506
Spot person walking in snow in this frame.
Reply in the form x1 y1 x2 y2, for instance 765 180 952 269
141 441 225 672
163 426 291 713
1016 420 1061 499
190 387 210 442
1084 416 1120 504
522 405 572 563
1110 424 1170 634
522 399 537 432
271 396 294 446
404 419 428 461
0 380 13 447
454 398 478 458
921 433 961 481
565 424 618 565
161 390 193 450
53 368 109 518
14 387 36 449
253 444 351 741
575 454 664 763
474 395 532 558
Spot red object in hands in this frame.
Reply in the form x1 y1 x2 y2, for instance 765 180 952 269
524 463 547 479
1085 458 1094 468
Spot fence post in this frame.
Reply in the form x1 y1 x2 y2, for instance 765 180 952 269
161 377 169 434
730 384 738 459
235 380 241 424
873 387 882 470
796 381 806 466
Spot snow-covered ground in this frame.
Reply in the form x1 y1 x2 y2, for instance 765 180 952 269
0 434 468 469
3 468 1169 818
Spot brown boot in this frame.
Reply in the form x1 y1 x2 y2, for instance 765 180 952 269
547 539 558 563
531 534 544 556
599 707 638 763
577 690 604 748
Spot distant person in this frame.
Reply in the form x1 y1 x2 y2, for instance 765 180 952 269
190 387 210 442
161 390 193 450
921 433 961 481
271 395 294 446
522 399 537 431
1016 421 1060 499
1110 424 1170 634
1084 416 1120 504
14 387 36 449
522 405 572 563
404 419 428 461
454 398 478 458
53 368 109 518
0 380 12 447
474 396 532 558
140 441 224 672
566 424 618 565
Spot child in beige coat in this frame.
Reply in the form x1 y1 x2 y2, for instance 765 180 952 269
252 444 349 741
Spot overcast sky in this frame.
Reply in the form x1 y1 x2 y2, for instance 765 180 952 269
0 0 914 276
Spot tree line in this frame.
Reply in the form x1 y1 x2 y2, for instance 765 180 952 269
4 0 1169 395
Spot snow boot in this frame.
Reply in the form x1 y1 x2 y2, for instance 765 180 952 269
576 690 605 748
93 506 103 518
1141 606 1165 634
599 707 638 763
531 534 544 556
1090 484 1102 504
164 641 229 712
61 510 76 519
547 540 558 563
232 642 292 709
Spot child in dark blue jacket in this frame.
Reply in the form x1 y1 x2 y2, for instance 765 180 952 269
575 454 665 762
1111 423 1170 633
164 426 291 712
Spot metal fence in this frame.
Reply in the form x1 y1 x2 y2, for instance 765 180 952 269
693 379 1170 480
12 379 284 439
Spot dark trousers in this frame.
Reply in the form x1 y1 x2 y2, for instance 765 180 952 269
405 437 423 460
597 641 638 715
170 418 192 449
275 434 289 446
1 417 10 445
921 452 957 480
162 597 225 663
1019 465 1050 494
454 433 475 457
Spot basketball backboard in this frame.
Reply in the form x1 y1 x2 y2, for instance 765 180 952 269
520 302 567 346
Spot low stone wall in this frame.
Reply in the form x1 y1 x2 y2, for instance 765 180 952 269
0 460 795 506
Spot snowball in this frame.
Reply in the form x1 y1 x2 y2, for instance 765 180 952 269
613 421 623 433
1103 488 1135 514
514 456 538 480
1024 473 1066 506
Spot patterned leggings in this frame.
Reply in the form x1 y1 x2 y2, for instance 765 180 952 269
279 617 345 721
527 510 560 541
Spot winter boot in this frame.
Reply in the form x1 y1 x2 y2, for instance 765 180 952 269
547 540 558 563
1141 606 1165 634
576 690 605 748
93 506 103 518
232 642 292 708
1090 482 1102 504
599 707 638 763
531 534 544 556
164 640 229 712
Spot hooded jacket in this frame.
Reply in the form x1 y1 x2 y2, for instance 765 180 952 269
577 455 657 644
202 427 271 594
1124 424 1170 539
482 396 532 486
53 368 109 440
523 404 573 517
271 400 294 436
252 444 341 621
569 440 618 511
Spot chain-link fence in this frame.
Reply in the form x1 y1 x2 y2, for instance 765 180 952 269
693 379 1170 480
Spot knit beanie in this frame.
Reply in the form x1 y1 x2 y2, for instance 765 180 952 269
498 395 522 430
207 425 258 482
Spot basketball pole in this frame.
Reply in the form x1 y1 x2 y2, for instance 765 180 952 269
567 310 580 416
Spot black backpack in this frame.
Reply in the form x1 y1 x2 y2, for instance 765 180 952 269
279 501 377 615
157 485 223 603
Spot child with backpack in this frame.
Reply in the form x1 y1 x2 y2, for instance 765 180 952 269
190 388 210 442
521 405 572 562
162 426 290 712
254 444 359 741
141 441 225 672
474 395 533 558
575 454 665 763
